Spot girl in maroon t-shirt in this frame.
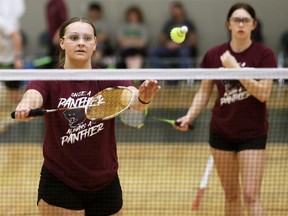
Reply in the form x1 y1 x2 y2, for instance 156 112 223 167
14 17 160 215
175 3 276 215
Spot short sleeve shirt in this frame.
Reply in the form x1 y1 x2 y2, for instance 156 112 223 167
200 42 277 140
27 79 133 191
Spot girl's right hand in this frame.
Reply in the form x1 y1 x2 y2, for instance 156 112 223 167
173 115 192 132
14 103 33 121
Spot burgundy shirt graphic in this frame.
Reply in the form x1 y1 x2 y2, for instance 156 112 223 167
27 79 132 191
200 42 277 140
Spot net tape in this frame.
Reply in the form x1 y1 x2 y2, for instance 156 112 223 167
0 68 288 80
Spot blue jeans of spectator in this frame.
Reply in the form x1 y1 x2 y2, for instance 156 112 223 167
149 46 191 68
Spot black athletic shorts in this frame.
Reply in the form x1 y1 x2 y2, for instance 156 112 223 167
37 165 123 216
0 64 22 89
209 130 267 152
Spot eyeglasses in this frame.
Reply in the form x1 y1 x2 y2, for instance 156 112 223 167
62 33 96 43
229 17 254 25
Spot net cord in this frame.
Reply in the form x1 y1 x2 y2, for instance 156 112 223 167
0 68 288 80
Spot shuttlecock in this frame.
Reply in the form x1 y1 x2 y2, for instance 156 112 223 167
170 26 188 44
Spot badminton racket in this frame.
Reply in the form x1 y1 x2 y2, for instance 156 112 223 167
11 86 135 121
120 110 194 130
192 154 214 210
152 116 194 130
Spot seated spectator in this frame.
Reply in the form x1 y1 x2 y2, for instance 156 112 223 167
278 30 288 69
0 0 25 132
45 0 69 68
87 2 114 67
280 31 288 61
149 1 198 69
116 5 149 69
277 31 288 84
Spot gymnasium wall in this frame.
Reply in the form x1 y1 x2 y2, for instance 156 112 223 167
22 0 288 59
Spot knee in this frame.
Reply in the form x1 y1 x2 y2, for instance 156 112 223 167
224 189 240 203
243 188 258 205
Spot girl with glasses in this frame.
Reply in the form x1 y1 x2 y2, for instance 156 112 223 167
14 17 160 216
175 3 277 216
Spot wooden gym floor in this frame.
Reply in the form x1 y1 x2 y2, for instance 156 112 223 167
0 144 287 215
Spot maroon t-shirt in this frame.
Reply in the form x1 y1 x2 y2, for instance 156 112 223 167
27 80 132 191
200 42 277 140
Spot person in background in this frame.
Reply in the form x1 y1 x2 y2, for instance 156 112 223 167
87 2 114 67
279 30 288 67
0 0 25 132
14 16 160 216
175 3 276 215
45 0 68 68
149 1 198 69
116 5 149 69
277 30 288 84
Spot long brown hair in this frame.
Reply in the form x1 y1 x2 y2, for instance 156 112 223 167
58 17 97 67
226 2 256 21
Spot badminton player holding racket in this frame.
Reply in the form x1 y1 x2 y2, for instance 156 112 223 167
13 17 160 216
175 3 276 215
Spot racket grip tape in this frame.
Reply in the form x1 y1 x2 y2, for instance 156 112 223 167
175 121 194 130
192 188 205 210
11 108 47 119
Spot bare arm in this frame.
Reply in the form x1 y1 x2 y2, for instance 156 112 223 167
220 50 273 103
239 79 273 102
175 80 214 131
14 89 44 120
10 31 23 69
186 80 214 121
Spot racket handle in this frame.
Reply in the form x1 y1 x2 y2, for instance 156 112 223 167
11 108 47 119
175 121 194 130
192 188 205 210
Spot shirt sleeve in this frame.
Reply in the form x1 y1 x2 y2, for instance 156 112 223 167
26 81 49 106
259 48 277 68
200 52 210 68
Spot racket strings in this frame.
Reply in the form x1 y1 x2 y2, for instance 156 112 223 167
86 88 133 120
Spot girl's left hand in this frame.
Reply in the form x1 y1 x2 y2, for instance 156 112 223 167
138 80 161 104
